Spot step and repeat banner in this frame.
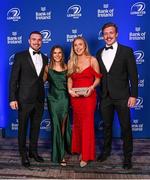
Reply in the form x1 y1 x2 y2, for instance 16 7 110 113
1 0 150 138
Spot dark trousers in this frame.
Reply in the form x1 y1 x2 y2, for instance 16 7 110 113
18 101 44 156
100 96 133 159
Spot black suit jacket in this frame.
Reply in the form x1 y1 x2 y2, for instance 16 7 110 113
96 44 138 99
9 50 48 103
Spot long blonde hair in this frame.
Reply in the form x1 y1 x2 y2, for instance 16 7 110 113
67 36 90 76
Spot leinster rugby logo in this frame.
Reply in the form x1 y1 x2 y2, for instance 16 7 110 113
40 119 51 130
130 2 146 16
98 30 103 40
7 8 21 21
40 30 51 43
67 5 82 19
9 54 15 65
134 97 143 110
134 50 144 64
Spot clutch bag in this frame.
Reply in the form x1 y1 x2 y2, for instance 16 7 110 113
72 87 88 96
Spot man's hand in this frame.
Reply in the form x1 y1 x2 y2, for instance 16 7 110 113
128 97 136 108
10 101 18 110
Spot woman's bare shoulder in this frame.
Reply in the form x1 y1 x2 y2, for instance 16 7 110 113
67 59 73 67
64 64 68 70
90 56 97 62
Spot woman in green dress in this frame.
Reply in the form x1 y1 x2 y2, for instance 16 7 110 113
44 45 71 166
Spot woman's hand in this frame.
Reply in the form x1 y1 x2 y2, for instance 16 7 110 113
68 88 80 97
84 86 94 97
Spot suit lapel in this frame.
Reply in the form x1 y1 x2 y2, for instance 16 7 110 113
108 44 121 73
99 47 108 73
38 54 46 77
27 51 38 76
27 51 46 77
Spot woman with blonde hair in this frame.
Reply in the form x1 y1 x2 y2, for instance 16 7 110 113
68 36 102 167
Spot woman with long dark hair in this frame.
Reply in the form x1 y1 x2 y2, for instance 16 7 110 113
44 45 71 166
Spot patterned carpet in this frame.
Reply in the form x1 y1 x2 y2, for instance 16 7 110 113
0 137 150 179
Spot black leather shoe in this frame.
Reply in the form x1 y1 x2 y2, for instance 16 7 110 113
123 158 132 170
21 155 30 167
97 153 110 162
29 152 44 162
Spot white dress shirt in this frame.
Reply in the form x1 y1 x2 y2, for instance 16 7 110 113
29 47 43 76
101 42 118 72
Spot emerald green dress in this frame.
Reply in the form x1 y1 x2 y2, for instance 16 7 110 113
47 68 71 163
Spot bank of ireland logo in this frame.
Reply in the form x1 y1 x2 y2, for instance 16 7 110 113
9 54 15 65
35 6 52 20
129 26 146 41
134 50 144 64
132 119 143 132
130 2 146 16
40 118 51 130
7 31 22 44
138 74 144 88
11 118 19 130
40 30 51 43
66 29 83 42
7 8 21 21
97 3 114 18
67 5 82 19
134 97 143 110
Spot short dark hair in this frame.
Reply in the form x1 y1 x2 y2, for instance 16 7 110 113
102 22 118 34
29 31 42 38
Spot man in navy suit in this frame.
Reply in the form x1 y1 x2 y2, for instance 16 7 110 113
96 22 138 169
9 31 48 167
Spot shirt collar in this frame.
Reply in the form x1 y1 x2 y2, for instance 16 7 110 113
106 41 118 48
29 47 41 55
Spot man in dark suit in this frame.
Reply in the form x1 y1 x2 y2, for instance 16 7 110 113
96 22 138 169
9 31 48 167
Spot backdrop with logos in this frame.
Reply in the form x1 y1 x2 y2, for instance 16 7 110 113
0 0 150 138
